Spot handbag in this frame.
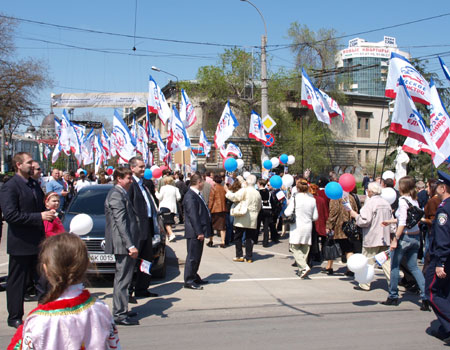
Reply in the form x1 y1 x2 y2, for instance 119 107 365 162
342 219 361 241
282 194 296 224
322 236 342 261
403 198 425 229
230 192 248 217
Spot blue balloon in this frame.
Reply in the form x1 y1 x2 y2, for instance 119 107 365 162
269 175 282 189
144 169 152 180
83 170 88 176
224 158 238 172
280 154 289 164
263 159 273 170
325 182 343 200
107 166 114 170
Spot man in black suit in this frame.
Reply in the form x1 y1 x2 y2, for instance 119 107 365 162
0 152 54 328
183 174 212 290
104 167 140 326
128 156 160 299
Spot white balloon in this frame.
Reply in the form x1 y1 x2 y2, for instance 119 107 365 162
243 171 251 180
381 187 397 205
270 157 280 168
355 264 375 284
236 159 244 170
70 213 93 236
347 253 368 273
282 174 294 188
150 165 159 171
382 170 395 180
287 155 295 165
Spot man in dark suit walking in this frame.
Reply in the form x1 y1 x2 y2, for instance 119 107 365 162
0 152 54 328
183 174 212 290
104 167 140 326
127 156 160 300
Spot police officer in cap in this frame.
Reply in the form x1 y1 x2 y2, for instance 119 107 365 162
425 170 450 344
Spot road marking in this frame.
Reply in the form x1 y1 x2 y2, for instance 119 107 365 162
0 263 8 267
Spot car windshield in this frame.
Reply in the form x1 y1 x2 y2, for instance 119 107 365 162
68 188 108 216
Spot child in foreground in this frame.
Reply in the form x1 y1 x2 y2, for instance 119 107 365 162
8 233 121 350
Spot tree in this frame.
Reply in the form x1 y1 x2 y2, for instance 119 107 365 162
0 15 50 171
288 22 339 90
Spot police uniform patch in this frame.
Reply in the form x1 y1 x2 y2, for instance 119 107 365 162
437 213 448 226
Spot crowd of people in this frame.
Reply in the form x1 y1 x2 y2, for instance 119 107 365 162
0 152 449 347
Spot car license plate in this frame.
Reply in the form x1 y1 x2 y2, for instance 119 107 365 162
89 253 115 263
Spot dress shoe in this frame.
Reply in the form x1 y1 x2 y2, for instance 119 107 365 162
184 283 203 290
127 311 138 318
195 279 209 285
8 319 23 328
115 317 139 326
244 258 253 263
291 262 297 267
128 295 138 304
0 284 6 292
420 300 431 311
321 268 333 275
381 298 399 306
233 257 244 262
219 243 226 248
353 285 370 292
345 270 355 277
135 290 158 298
24 294 38 302
206 241 214 247
262 244 269 248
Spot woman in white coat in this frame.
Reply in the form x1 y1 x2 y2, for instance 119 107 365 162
156 176 181 242
284 178 318 278
225 175 262 263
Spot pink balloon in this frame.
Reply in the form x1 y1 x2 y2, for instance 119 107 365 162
152 168 162 179
339 173 356 192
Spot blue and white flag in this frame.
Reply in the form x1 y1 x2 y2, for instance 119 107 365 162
60 110 82 165
214 101 239 148
156 129 169 163
249 110 266 143
101 127 111 159
136 123 150 165
199 128 211 157
168 105 191 153
180 89 197 129
43 144 52 159
301 68 331 125
428 78 450 166
130 116 137 140
139 259 152 276
385 52 431 105
390 77 443 165
94 134 106 175
148 75 171 125
112 109 136 163
439 56 450 81
54 117 61 137
81 128 95 166
225 142 242 158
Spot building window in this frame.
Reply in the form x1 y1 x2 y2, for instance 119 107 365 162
357 150 361 162
365 150 370 162
356 111 372 138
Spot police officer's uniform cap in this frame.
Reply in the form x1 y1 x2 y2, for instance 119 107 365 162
437 170 450 187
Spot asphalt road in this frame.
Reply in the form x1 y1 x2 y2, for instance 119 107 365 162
0 224 445 349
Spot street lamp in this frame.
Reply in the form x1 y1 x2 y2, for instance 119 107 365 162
240 0 268 120
151 66 179 104
240 0 269 164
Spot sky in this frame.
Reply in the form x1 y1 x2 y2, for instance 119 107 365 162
2 0 450 127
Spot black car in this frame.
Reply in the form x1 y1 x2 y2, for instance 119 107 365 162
62 184 166 278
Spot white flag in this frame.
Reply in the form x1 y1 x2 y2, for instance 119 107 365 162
301 68 331 125
249 110 266 143
81 128 95 165
225 142 242 158
148 75 171 125
402 137 432 156
94 134 106 175
112 109 136 163
385 52 431 105
180 89 197 129
199 128 211 157
214 101 239 148
156 130 169 163
167 105 191 153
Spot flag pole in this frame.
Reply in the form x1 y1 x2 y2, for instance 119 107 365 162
373 104 386 179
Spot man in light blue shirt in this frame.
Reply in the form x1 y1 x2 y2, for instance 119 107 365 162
45 168 68 210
